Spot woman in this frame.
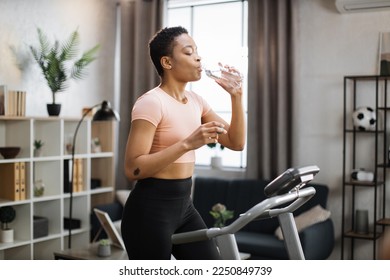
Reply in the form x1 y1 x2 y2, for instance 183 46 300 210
121 26 246 260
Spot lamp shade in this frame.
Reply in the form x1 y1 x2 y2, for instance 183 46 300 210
92 101 120 121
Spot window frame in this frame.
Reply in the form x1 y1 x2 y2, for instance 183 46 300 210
165 0 248 169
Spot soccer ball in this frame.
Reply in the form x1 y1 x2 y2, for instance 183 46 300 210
352 106 376 131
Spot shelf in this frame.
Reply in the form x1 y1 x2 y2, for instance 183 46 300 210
345 129 384 134
344 75 390 80
344 181 384 187
0 117 116 259
342 75 390 260
344 231 382 240
377 218 390 226
90 186 114 195
377 163 390 168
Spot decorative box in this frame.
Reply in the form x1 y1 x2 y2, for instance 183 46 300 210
63 217 81 229
90 178 102 189
33 216 49 239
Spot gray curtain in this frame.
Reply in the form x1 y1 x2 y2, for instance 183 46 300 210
246 0 293 180
115 0 163 189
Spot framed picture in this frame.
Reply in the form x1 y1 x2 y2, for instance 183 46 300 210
93 208 125 250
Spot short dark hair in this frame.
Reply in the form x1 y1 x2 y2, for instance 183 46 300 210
149 26 189 76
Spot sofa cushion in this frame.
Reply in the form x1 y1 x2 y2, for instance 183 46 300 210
274 205 331 240
116 190 131 207
234 231 288 259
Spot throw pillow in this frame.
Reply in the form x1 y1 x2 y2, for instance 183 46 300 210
274 205 331 240
116 190 131 207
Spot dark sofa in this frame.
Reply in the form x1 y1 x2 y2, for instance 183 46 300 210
91 177 335 260
192 177 335 260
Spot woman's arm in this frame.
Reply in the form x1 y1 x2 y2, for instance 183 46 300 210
124 119 227 180
202 67 246 151
124 119 188 180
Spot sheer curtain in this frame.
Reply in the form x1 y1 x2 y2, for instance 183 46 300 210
246 0 294 180
116 0 164 189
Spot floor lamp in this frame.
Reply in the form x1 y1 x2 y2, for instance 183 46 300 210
68 100 120 249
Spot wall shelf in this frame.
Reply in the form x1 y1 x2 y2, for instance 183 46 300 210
0 117 116 259
341 75 390 259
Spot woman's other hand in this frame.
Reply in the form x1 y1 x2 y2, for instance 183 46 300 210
183 121 227 151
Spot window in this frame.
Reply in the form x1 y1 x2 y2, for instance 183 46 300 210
166 0 248 168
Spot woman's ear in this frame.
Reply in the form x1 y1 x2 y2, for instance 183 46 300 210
160 56 172 70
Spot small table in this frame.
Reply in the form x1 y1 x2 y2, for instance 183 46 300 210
53 243 128 260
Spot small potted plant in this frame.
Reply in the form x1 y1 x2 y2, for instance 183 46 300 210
29 27 100 116
91 137 102 153
0 206 16 243
207 143 225 168
34 179 45 197
34 139 44 157
97 238 111 257
209 203 234 228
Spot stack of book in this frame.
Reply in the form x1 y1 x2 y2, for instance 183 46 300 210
0 162 27 201
64 159 83 193
0 85 27 116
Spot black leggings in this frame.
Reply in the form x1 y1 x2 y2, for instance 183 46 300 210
121 177 221 260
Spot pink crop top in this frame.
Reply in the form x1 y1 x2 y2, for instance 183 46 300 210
131 87 211 163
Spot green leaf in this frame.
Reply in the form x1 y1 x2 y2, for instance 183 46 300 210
28 27 100 103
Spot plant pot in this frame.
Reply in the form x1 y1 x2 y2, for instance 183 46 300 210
211 156 222 169
97 244 111 257
47 103 61 116
34 149 42 157
0 228 14 243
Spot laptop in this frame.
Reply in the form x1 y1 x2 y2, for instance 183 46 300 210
93 208 125 250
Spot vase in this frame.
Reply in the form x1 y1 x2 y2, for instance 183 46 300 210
97 244 111 257
47 103 61 116
211 156 222 169
0 229 14 243
34 149 42 157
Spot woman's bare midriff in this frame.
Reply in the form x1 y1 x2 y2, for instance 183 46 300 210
152 162 195 179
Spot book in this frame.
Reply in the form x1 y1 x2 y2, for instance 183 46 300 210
0 85 7 115
0 162 21 201
8 90 15 116
72 159 78 192
19 162 26 200
20 91 26 116
63 159 71 193
63 159 83 193
76 158 83 192
0 89 27 116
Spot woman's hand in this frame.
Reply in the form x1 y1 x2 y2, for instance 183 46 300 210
183 121 227 150
215 63 243 97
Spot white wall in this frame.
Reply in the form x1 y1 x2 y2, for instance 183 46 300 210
294 0 390 259
0 0 117 117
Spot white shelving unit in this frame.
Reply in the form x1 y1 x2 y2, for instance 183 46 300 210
0 116 116 259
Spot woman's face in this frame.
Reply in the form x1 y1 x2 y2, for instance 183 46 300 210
169 33 202 82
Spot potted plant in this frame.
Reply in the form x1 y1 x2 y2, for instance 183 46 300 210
0 206 16 243
33 139 44 157
91 137 102 153
97 238 111 257
29 27 100 116
209 203 234 228
207 143 225 168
